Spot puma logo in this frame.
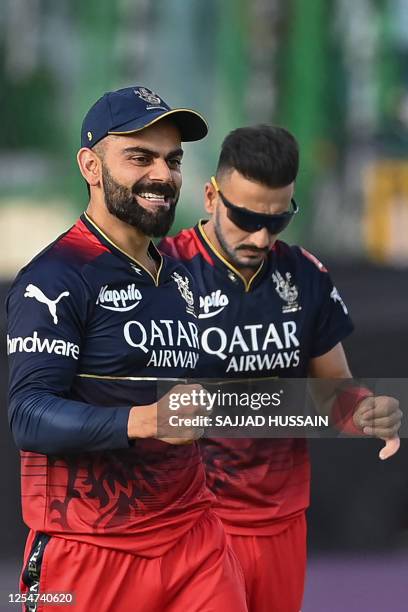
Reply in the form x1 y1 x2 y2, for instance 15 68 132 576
24 284 70 324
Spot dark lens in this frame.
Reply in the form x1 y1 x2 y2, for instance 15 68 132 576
226 208 263 232
221 191 297 234
264 215 293 235
227 208 293 234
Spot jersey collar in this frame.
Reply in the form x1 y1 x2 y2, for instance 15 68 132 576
194 219 268 292
81 212 164 286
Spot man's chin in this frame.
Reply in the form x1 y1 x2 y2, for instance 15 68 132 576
232 257 262 270
129 219 174 238
236 252 265 266
149 223 175 238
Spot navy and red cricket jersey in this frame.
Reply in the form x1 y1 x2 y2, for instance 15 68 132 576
160 220 354 534
7 213 214 558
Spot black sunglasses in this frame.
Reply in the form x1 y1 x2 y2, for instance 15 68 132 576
211 176 298 234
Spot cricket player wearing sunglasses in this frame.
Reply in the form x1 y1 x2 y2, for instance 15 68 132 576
160 125 401 611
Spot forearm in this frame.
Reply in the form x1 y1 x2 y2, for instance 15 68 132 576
9 392 132 454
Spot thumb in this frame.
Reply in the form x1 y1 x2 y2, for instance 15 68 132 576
379 436 400 460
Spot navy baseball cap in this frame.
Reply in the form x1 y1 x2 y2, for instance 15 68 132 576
81 86 208 148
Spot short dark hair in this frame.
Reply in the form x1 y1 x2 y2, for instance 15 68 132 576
216 125 299 188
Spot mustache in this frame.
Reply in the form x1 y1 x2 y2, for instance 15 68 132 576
132 181 176 199
236 245 269 255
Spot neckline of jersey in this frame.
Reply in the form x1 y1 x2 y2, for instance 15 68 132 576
81 212 164 286
195 219 265 292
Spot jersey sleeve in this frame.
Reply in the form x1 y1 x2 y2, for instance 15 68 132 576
6 258 132 454
301 249 354 358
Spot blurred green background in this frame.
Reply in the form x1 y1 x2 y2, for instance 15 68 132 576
2 0 408 276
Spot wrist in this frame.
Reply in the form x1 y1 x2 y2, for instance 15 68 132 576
127 404 157 439
332 386 373 435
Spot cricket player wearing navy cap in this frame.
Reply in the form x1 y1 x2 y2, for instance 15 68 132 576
160 125 401 611
7 87 247 612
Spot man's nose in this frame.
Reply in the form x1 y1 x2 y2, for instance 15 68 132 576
148 158 173 182
248 227 271 249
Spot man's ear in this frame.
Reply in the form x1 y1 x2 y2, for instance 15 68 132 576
77 147 102 188
204 181 218 214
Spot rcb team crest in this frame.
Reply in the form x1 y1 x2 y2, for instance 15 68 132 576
134 87 163 106
272 271 302 313
172 272 196 317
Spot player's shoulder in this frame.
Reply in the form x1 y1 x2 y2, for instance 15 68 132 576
8 218 108 297
159 226 199 260
159 223 214 267
273 240 329 274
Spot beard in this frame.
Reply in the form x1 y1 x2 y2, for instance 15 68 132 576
214 207 267 269
102 166 178 237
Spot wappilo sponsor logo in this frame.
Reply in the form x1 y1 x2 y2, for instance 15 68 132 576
97 284 142 312
199 290 229 319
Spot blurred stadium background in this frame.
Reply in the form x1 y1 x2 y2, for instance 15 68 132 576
0 1 407 610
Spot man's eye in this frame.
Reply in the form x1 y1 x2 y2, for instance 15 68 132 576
131 156 150 164
168 159 182 169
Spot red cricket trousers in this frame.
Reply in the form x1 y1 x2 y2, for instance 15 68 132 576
20 511 247 612
226 512 307 612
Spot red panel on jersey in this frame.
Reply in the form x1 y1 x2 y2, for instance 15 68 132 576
160 228 214 266
201 438 310 535
54 219 110 261
300 247 328 272
20 442 214 558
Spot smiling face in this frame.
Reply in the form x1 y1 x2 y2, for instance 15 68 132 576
205 169 295 269
93 120 183 237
